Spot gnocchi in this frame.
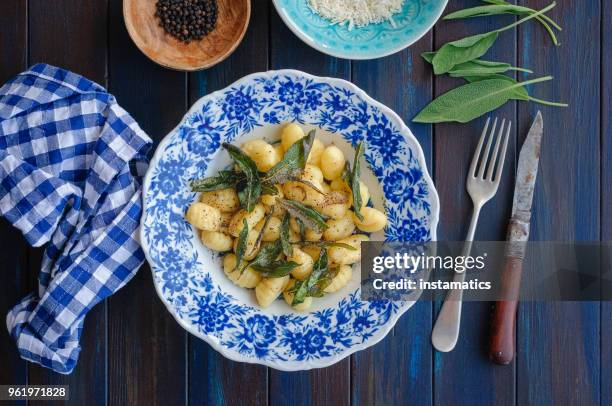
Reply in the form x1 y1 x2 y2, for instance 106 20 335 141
200 188 240 212
353 207 388 233
256 276 290 308
201 230 233 252
320 145 345 180
324 265 352 293
185 202 222 231
241 139 281 171
228 204 265 237
223 254 262 288
183 123 389 310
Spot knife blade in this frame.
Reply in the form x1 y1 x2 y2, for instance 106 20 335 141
489 111 544 365
511 110 544 224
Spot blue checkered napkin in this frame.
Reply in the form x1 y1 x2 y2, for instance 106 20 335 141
1 64 152 374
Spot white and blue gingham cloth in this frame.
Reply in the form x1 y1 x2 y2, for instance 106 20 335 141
0 64 152 374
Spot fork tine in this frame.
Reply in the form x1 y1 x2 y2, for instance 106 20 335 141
486 119 506 180
493 120 511 183
477 117 498 179
470 118 490 177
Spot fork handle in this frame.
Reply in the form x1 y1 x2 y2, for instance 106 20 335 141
431 206 480 352
489 219 529 365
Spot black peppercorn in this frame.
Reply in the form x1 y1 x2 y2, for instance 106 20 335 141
155 0 218 43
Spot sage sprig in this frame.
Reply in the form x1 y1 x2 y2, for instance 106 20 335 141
432 2 556 74
413 76 567 123
445 0 561 45
422 52 532 78
278 199 329 233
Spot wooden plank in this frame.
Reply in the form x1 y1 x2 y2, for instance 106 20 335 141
106 0 187 405
602 1 612 404
516 1 600 405
0 1 29 396
186 1 269 405
27 1 108 405
350 36 434 405
432 0 517 404
267 6 351 406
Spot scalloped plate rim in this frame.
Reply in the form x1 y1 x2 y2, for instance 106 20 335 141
141 69 440 371
272 0 449 60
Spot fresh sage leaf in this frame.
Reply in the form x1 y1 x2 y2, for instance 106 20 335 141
251 260 299 278
280 213 293 257
191 170 243 192
463 74 567 107
432 2 557 74
292 249 328 306
351 141 365 222
447 0 562 45
223 143 261 212
463 74 530 100
432 31 499 75
422 52 531 77
413 76 555 123
264 129 315 185
278 199 329 233
235 219 249 272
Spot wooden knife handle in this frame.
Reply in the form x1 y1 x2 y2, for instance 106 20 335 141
489 232 524 365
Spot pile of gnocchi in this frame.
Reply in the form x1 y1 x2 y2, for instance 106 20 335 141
185 123 388 311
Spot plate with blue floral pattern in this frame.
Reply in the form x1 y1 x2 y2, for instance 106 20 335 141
141 70 439 370
272 0 448 60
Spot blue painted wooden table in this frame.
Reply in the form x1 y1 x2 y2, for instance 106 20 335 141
0 1 609 405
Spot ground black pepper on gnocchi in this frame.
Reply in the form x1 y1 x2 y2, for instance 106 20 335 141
185 123 388 310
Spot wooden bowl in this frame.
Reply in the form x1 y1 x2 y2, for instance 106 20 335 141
124 0 251 71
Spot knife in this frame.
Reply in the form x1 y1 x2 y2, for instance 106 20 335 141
489 111 543 365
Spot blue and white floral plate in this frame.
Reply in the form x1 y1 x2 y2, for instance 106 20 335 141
272 0 448 60
141 70 439 370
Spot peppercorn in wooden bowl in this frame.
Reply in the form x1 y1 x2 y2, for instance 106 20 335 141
124 0 250 71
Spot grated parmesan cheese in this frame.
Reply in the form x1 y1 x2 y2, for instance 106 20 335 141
307 0 405 30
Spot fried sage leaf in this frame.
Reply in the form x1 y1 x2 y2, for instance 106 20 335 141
235 219 249 272
251 260 300 278
248 240 283 270
292 249 328 306
299 241 357 251
191 170 243 192
350 141 365 221
264 129 315 185
224 143 261 212
278 199 329 233
280 213 293 257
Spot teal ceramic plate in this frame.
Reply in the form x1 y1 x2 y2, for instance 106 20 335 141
272 0 448 60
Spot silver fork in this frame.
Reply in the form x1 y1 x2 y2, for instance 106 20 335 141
431 117 511 353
